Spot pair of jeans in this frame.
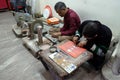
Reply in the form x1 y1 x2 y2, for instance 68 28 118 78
88 53 105 70
10 0 26 12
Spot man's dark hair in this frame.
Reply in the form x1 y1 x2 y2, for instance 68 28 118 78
82 21 101 37
54 2 66 11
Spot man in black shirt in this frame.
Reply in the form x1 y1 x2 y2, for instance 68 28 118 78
73 20 112 70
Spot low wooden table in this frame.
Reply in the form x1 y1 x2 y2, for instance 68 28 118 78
38 43 93 80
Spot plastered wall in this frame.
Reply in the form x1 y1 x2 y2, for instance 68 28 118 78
28 0 120 36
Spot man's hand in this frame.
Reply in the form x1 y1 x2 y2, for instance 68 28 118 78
51 32 61 38
77 40 87 47
73 36 79 44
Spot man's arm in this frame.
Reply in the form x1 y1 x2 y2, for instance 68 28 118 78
61 17 78 35
90 44 108 56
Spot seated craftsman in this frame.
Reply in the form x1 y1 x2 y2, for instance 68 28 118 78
49 1 81 41
73 20 112 70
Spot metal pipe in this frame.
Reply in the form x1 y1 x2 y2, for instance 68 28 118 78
28 21 34 39
37 26 43 45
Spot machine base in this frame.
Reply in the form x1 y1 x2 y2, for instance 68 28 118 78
22 37 51 57
12 24 28 37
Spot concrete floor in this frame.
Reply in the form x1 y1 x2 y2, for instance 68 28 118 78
0 12 53 80
0 11 107 80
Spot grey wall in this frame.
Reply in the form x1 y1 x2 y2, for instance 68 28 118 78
30 0 120 36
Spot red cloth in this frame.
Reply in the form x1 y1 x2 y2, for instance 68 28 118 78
60 9 81 36
0 0 8 9
58 41 86 58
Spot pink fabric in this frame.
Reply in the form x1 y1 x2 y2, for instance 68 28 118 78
0 0 8 9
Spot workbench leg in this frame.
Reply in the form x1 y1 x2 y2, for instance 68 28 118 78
38 57 49 71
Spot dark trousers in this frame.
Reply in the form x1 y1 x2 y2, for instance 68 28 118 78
10 0 26 12
88 53 105 70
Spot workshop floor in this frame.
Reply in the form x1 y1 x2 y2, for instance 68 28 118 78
0 11 53 80
0 12 104 80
